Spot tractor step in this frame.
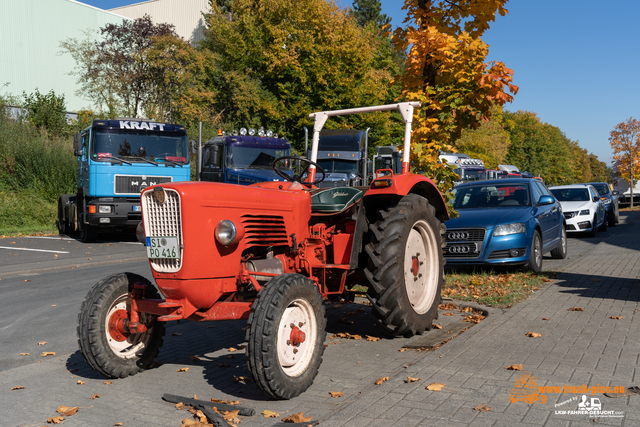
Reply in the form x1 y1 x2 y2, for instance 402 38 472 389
158 302 181 308
158 314 183 322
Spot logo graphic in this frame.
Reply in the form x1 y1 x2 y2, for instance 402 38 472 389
446 231 469 241
509 372 547 404
161 238 167 246
154 187 165 204
577 395 601 412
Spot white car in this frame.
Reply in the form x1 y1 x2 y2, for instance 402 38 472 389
548 184 606 236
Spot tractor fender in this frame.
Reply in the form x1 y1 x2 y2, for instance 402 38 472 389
366 174 449 222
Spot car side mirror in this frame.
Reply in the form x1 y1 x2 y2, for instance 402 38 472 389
613 190 619 196
538 195 555 205
593 196 600 202
73 133 82 156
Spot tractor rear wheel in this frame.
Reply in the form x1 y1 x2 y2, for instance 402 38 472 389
77 273 165 378
246 274 327 399
365 194 444 337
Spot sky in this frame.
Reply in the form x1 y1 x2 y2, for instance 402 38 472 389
79 0 640 165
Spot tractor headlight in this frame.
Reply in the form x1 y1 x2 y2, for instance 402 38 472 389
215 220 244 246
494 223 525 236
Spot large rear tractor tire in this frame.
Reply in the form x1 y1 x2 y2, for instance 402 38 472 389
364 194 445 337
246 274 327 399
77 273 165 378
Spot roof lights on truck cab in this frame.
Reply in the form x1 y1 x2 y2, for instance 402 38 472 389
215 220 245 246
234 127 277 138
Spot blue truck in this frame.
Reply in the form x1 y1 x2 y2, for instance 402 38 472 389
308 129 369 188
57 118 191 242
199 131 292 184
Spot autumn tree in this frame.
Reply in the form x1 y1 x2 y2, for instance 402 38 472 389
610 117 640 207
391 0 518 209
453 105 510 169
60 16 178 118
201 0 403 149
351 0 390 28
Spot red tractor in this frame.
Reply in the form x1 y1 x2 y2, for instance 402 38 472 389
77 102 449 399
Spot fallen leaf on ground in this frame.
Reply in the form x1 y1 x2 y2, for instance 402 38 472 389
443 312 455 316
406 377 420 383
104 381 113 385
426 383 446 391
610 316 623 320
23 279 31 282
77 380 85 385
38 341 47 345
463 314 486 324
221 409 240 423
190 355 201 361
90 394 100 399
20 353 29 356
233 376 249 384
398 348 408 352
329 391 344 398
542 318 549 320
542 278 553 282
505 364 523 371
526 332 542 338
11 386 25 390
228 347 238 352
195 409 207 423
177 367 189 372
365 335 380 342
262 409 279 418
56 405 79 416
114 423 123 426
212 398 239 405
473 404 491 412
439 303 457 310
47 416 65 424
432 324 442 329
172 332 182 336
282 412 312 423
374 376 389 385
569 307 584 312
175 402 185 409
333 332 361 340
41 352 56 357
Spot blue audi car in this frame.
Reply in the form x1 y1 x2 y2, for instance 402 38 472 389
443 178 567 272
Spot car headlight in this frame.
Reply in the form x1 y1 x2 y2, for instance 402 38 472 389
214 220 244 246
579 209 590 216
494 223 525 236
99 205 112 214
603 198 611 205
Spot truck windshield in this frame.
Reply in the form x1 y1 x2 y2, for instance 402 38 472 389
226 146 291 169
456 168 484 182
317 159 358 174
92 130 189 164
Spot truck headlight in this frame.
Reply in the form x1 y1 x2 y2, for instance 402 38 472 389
215 220 244 246
494 223 525 236
579 209 590 216
99 205 112 214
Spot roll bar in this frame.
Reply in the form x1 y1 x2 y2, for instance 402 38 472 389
308 102 420 181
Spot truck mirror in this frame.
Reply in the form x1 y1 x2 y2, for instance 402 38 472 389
73 133 82 156
190 139 197 154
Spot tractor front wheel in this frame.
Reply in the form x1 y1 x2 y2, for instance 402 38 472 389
365 194 444 337
77 273 165 378
246 274 327 399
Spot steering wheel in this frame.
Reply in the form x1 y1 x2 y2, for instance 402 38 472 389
273 156 326 186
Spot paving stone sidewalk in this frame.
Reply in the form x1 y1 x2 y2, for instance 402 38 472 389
2 212 639 427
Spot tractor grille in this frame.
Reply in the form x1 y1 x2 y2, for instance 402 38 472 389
115 175 172 194
442 228 485 259
241 215 288 247
141 189 182 273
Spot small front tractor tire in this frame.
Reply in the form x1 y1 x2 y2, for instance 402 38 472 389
246 274 327 399
365 193 444 337
77 273 165 379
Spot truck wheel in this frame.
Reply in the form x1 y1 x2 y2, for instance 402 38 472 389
550 224 567 259
364 194 444 337
525 231 543 272
57 196 69 235
246 274 327 399
77 273 165 379
79 219 98 243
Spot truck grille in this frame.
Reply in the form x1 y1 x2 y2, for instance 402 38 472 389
241 215 288 247
115 175 172 194
141 189 182 273
442 228 485 259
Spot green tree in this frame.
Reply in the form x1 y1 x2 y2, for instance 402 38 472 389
351 0 390 28
454 105 510 169
21 89 69 137
201 0 402 149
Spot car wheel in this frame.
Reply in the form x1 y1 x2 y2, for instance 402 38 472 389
588 216 598 237
599 213 608 231
525 231 542 272
615 205 620 224
550 224 567 259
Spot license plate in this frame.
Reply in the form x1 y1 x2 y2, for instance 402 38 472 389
146 236 179 259
133 206 141 212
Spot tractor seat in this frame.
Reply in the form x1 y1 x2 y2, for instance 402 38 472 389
310 187 365 214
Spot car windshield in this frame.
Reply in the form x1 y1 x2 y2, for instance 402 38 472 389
92 129 189 164
453 183 530 209
550 188 590 202
317 159 359 174
226 146 291 169
591 184 609 196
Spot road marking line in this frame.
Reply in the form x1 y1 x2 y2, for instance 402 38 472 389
24 236 75 241
0 246 69 254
